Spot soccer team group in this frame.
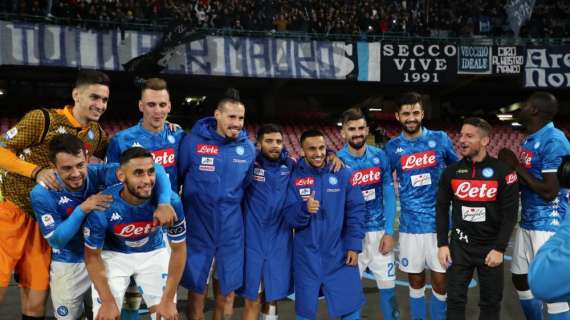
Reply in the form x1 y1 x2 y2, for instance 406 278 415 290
0 69 569 320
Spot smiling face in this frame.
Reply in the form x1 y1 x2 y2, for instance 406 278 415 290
259 132 283 161
118 157 156 201
139 89 171 131
395 103 424 135
459 124 489 158
72 84 109 123
215 101 245 140
53 151 88 192
342 118 368 150
302 135 327 168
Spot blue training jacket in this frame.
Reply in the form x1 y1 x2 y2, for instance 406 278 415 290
178 117 256 295
240 150 295 302
283 158 365 319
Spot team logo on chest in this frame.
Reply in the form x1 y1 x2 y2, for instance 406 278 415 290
451 179 498 201
400 151 437 171
236 146 245 156
197 144 219 155
167 135 175 144
428 140 437 148
329 176 338 185
87 129 95 140
151 148 176 167
519 149 533 169
482 168 494 178
113 221 155 238
351 168 381 186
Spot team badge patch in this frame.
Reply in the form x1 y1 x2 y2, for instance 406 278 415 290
41 214 55 227
87 129 95 140
329 176 338 185
482 167 494 178
168 135 175 144
4 127 17 140
534 142 540 149
373 157 380 164
57 306 69 316
236 146 245 155
428 140 437 148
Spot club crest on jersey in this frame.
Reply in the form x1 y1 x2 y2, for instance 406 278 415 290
168 135 175 144
482 167 494 178
373 157 380 164
151 148 176 167
328 176 338 185
519 150 533 169
113 221 155 238
58 196 71 205
4 127 17 140
87 129 95 140
400 151 437 171
197 144 219 155
428 140 437 148
56 306 69 317
451 179 498 201
236 146 245 156
295 177 315 187
351 168 381 186
534 142 541 149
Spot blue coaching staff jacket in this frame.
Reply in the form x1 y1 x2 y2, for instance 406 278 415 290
178 117 255 295
283 158 366 319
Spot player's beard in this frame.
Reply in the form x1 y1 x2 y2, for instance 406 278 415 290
125 181 153 200
348 136 366 150
402 120 421 134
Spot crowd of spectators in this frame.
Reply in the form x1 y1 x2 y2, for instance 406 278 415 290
0 0 569 38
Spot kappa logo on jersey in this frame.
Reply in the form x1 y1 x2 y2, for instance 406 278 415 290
350 168 381 186
113 221 155 238
56 126 67 134
295 177 315 187
58 196 72 205
132 142 143 148
400 151 437 171
196 144 219 155
520 149 533 169
151 148 176 167
395 147 404 154
110 212 122 221
4 127 17 140
451 179 498 201
506 172 518 185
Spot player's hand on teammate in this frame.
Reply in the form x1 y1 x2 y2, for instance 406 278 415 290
154 204 177 227
438 246 452 269
498 148 520 170
95 301 120 320
166 121 182 132
379 234 395 255
79 192 113 213
327 153 345 173
484 249 504 267
346 250 358 266
306 191 320 214
155 299 179 320
35 167 61 190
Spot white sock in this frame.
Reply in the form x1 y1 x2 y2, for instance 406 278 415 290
260 314 279 320
432 289 447 302
409 286 425 298
517 290 534 300
547 302 570 314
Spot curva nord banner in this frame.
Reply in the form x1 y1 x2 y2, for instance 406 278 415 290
380 42 458 84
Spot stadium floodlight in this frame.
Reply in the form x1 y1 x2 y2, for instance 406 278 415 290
0 89 4 96
497 114 513 121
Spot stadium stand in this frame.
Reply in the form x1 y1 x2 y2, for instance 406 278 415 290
1 0 569 37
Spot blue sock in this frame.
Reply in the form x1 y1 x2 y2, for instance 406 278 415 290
548 311 570 320
410 296 427 320
120 309 139 320
520 299 544 320
430 291 447 320
380 288 400 319
341 310 361 320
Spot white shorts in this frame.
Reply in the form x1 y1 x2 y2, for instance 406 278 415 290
511 227 555 275
50 261 91 320
398 232 445 274
92 248 175 317
359 231 396 286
